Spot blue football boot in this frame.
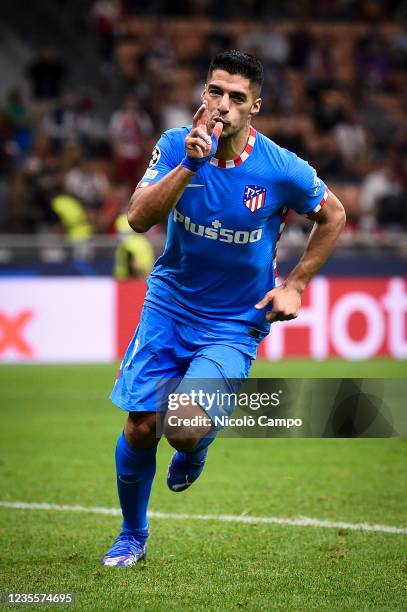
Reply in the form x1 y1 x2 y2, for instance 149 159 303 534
167 448 208 492
102 533 147 567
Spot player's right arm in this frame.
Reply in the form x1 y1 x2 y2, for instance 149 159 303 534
127 103 222 233
127 165 194 233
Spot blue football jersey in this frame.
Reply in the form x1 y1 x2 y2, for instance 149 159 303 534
138 126 328 336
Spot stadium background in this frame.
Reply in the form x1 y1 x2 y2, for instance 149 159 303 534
0 3 406 610
0 0 407 364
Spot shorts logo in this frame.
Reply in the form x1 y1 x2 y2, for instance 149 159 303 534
149 146 161 167
244 185 266 212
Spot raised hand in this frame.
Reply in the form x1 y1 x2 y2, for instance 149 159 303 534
185 102 223 159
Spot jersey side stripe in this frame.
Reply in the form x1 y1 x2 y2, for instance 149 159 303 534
312 188 329 212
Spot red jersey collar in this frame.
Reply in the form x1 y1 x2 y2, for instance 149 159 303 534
210 126 256 169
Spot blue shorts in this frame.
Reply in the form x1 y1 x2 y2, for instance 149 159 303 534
110 305 261 428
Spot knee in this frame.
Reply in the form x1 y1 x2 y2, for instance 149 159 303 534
164 404 212 451
124 412 160 449
167 432 201 452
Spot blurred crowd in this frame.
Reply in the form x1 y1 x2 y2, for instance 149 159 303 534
1 0 407 273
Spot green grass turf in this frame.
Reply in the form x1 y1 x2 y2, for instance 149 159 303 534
0 361 406 611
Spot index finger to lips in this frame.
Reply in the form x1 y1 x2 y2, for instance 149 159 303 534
192 103 207 128
211 121 223 139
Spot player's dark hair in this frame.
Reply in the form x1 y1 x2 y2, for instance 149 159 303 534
208 50 264 94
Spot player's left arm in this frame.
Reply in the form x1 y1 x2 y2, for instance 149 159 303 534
255 190 346 322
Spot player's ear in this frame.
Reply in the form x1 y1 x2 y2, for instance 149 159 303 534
201 86 207 102
249 98 262 118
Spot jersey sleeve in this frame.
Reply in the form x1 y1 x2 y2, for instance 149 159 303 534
283 151 328 215
136 130 184 188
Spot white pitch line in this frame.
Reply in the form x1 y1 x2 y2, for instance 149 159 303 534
0 501 406 535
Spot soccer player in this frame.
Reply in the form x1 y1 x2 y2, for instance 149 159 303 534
102 50 346 566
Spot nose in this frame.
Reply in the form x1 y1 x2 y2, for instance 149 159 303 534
218 94 230 114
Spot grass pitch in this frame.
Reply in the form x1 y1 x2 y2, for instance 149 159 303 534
0 360 406 611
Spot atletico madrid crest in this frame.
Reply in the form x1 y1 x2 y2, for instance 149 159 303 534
243 185 267 212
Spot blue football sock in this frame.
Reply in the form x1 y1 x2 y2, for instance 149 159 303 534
115 431 157 543
184 432 216 457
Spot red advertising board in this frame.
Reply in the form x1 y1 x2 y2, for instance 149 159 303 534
2 277 406 362
116 277 407 361
263 277 407 360
115 280 147 358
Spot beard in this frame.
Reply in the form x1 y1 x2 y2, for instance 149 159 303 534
217 123 241 140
